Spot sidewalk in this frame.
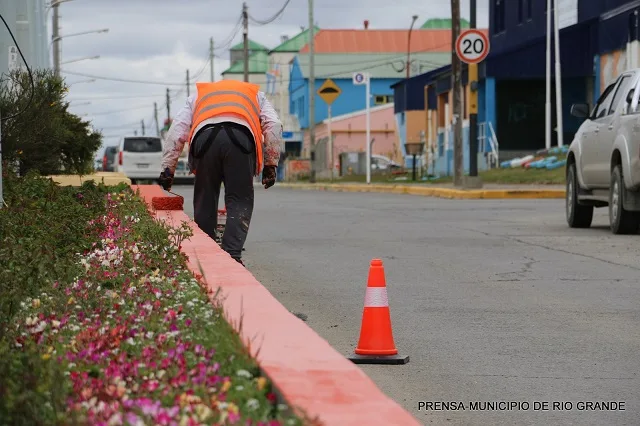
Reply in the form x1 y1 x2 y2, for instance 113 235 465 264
278 182 566 199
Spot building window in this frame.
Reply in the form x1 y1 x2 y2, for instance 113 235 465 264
518 0 524 23
527 0 533 20
493 0 506 33
374 95 393 105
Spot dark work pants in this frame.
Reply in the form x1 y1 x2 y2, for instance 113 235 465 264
191 123 256 262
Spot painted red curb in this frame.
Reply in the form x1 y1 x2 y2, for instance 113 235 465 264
131 185 421 426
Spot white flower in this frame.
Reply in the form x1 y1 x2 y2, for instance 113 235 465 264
236 369 252 379
246 399 260 411
30 321 47 334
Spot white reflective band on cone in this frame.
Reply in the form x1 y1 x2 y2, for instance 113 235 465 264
364 287 389 307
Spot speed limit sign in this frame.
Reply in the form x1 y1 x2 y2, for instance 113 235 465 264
456 29 490 64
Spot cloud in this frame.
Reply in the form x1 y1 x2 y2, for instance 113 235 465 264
46 0 489 159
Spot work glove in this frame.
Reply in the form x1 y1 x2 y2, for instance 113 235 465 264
262 165 277 189
158 167 174 191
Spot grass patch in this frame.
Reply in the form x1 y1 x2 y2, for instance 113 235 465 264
0 173 311 425
298 155 567 186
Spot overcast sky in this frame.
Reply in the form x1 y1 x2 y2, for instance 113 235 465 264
50 0 489 159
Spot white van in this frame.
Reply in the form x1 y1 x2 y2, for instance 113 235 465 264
173 157 195 184
116 136 163 183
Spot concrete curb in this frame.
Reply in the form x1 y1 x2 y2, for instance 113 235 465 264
47 172 131 186
132 185 421 426
278 183 566 199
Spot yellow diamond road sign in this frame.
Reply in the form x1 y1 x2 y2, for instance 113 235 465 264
317 79 341 105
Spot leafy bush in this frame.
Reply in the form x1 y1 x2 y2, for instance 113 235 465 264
0 69 102 176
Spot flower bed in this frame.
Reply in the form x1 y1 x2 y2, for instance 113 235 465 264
0 174 307 425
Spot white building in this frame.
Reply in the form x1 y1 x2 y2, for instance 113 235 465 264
264 27 318 157
0 0 50 76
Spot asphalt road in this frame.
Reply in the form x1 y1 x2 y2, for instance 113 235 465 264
171 184 640 426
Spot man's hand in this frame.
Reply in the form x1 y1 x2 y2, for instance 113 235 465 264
262 165 276 189
158 167 174 191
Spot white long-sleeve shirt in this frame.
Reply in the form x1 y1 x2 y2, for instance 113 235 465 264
161 90 283 173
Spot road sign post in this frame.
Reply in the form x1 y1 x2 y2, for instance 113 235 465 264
456 28 489 188
353 72 370 184
317 79 342 181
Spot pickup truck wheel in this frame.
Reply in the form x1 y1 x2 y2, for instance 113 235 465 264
609 165 640 234
566 163 593 228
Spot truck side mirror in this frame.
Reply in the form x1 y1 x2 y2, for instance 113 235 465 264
570 103 589 119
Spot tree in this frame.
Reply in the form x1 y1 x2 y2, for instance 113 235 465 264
0 69 102 176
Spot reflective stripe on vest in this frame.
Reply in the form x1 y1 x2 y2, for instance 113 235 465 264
188 81 263 175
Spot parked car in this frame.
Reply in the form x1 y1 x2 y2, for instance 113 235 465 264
371 155 402 173
102 146 118 172
566 68 640 234
116 136 163 184
173 157 194 184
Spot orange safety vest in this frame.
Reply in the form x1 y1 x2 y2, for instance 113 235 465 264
188 80 264 175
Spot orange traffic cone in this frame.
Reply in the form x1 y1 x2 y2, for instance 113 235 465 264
348 259 409 365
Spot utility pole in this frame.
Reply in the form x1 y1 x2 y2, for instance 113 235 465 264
451 0 463 186
545 0 552 150
154 102 160 136
166 88 171 121
186 69 190 97
553 0 564 147
141 119 145 136
308 0 316 183
210 37 215 81
467 0 482 187
52 1 61 77
242 2 249 82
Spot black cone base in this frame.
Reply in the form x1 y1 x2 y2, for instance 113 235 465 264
347 353 410 365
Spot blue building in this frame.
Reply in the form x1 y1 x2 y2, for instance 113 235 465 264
286 27 463 158
393 0 640 176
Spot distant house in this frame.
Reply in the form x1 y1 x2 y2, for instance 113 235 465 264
289 28 454 126
287 27 455 159
265 27 319 158
228 39 268 66
221 40 269 91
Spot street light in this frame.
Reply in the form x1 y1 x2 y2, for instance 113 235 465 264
69 101 91 106
406 15 419 78
51 28 109 44
405 141 425 181
61 55 99 65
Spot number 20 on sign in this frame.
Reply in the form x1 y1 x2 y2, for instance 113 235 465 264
456 29 490 64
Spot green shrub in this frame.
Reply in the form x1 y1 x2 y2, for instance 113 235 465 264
0 69 102 176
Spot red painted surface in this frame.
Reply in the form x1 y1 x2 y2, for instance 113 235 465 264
134 185 421 426
151 196 184 211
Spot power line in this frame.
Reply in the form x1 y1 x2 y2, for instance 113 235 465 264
214 13 244 50
61 70 184 86
249 0 292 25
85 104 153 116
66 94 165 101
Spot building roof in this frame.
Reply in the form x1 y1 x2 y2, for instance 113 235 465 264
298 28 481 54
222 51 269 74
270 27 320 53
420 18 470 29
294 52 451 79
230 39 269 52
321 103 393 125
